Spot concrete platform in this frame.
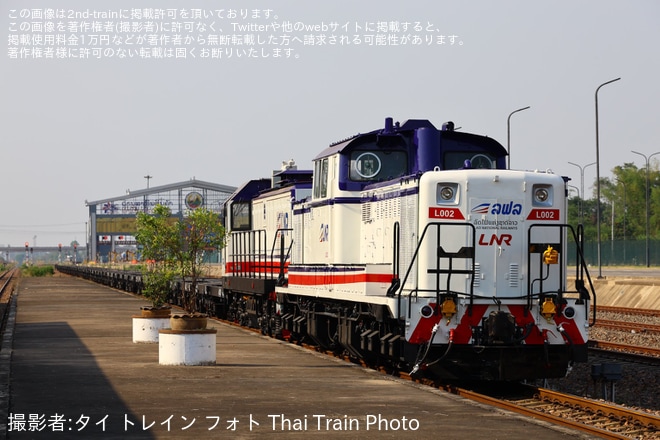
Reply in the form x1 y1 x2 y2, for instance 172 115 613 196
2 275 596 439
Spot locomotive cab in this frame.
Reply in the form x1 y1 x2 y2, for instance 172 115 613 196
302 118 509 267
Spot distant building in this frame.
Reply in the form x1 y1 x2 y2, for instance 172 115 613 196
86 179 236 263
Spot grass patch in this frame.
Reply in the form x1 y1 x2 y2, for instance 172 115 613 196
22 265 55 277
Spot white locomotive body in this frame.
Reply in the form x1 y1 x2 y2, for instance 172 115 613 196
220 118 595 381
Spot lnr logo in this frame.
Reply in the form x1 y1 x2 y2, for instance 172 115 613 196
478 233 512 246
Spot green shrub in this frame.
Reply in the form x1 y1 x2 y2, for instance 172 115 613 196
22 265 55 277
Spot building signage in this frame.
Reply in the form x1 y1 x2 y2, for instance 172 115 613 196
185 192 204 209
99 199 174 215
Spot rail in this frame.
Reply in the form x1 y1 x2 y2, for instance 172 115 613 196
0 267 18 343
448 384 659 439
589 340 660 358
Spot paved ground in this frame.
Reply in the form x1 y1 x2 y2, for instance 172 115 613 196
2 275 599 439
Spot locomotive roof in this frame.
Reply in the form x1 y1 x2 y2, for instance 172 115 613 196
226 178 272 203
227 169 313 204
313 118 507 160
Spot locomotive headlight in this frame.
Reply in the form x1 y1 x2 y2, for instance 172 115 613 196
535 188 548 202
436 183 459 204
440 186 454 200
532 184 553 206
420 305 434 318
563 306 576 319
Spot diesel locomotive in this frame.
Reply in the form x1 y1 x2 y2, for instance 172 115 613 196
213 117 596 381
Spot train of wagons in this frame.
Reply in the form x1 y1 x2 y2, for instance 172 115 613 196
62 117 597 381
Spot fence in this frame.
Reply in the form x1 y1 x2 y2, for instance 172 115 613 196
567 239 660 266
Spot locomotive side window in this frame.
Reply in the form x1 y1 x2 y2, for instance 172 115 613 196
313 158 329 198
349 150 407 182
231 202 251 231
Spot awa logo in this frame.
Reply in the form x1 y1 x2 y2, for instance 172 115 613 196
471 203 490 214
471 201 522 215
492 202 522 215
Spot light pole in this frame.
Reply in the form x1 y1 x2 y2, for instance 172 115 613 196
631 150 660 267
611 198 615 258
617 178 626 265
144 175 153 189
507 106 531 169
595 77 620 278
567 161 596 224
568 185 580 214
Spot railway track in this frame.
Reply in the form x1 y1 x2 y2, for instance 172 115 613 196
0 267 18 346
0 268 17 291
453 384 660 439
591 304 660 358
596 319 660 335
597 305 660 318
590 340 660 359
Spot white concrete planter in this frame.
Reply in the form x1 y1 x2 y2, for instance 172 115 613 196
158 329 217 365
132 316 171 343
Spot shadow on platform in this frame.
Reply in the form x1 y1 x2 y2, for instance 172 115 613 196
9 321 154 439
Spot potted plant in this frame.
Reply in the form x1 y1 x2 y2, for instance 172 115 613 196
132 205 179 343
135 204 180 314
135 203 225 364
130 262 175 343
139 264 174 318
170 205 225 328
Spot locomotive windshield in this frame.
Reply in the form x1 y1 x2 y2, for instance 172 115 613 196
444 151 497 169
349 150 408 182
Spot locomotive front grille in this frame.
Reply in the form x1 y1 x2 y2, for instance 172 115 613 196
473 263 481 288
508 263 519 288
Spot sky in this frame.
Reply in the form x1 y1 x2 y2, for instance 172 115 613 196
1 0 659 248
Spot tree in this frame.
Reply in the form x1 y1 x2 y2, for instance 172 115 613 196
602 162 660 241
135 205 178 308
135 204 225 313
566 196 600 242
175 207 226 313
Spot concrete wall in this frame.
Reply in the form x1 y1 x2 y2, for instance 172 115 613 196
575 277 660 310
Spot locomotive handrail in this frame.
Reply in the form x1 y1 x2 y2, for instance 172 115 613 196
228 228 294 281
573 223 597 327
527 223 597 327
269 228 293 284
527 223 566 312
427 245 475 315
386 222 401 298
230 230 268 279
397 221 476 319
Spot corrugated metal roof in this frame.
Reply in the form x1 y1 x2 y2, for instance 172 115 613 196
86 178 237 206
